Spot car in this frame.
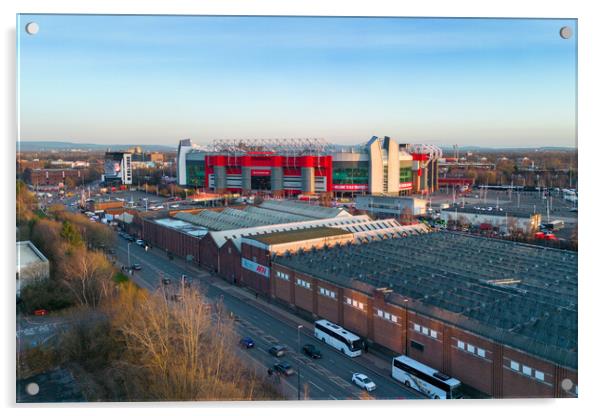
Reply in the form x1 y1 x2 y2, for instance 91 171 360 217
132 263 142 270
351 373 376 391
239 337 255 348
106 248 116 254
302 344 322 359
33 309 48 316
162 277 172 285
268 345 287 357
273 361 295 377
135 239 145 246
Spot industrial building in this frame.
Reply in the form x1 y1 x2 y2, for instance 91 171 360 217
176 137 442 196
270 232 577 398
355 195 428 217
440 206 541 234
16 241 50 296
102 152 132 186
139 200 428 292
29 168 85 188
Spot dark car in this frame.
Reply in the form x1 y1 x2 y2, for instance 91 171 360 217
268 345 287 357
239 337 255 349
162 277 172 285
273 361 294 377
302 343 322 359
132 263 142 270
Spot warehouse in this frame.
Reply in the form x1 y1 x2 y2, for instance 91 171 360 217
141 200 354 271
356 195 428 217
441 206 541 234
271 232 577 398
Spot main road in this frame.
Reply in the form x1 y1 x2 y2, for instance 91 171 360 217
112 236 424 401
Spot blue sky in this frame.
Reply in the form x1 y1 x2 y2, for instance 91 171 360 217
17 15 577 147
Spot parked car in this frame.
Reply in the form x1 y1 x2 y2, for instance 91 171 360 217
162 277 171 285
268 345 287 357
351 373 376 391
33 309 48 316
302 344 322 359
135 239 145 246
132 263 142 270
273 361 295 377
239 337 255 349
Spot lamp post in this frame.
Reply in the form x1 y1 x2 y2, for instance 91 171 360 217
297 324 303 400
127 242 131 269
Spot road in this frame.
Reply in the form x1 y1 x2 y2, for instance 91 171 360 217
112 236 423 401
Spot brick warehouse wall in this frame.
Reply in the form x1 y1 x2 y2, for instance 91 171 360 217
240 243 271 295
270 262 578 399
142 219 203 264
219 239 242 284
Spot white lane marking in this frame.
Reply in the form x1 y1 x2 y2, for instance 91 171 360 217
309 380 325 392
329 394 338 400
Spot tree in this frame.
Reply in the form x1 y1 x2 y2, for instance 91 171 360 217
61 247 114 308
109 286 281 401
399 206 414 225
60 220 84 247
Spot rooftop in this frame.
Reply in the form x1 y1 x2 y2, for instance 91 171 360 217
441 205 536 219
259 200 351 219
249 227 352 245
154 218 209 238
17 241 49 271
274 231 577 369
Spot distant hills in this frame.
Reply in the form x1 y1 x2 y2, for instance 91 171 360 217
17 141 176 152
17 140 575 153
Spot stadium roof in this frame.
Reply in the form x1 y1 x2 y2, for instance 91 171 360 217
274 231 577 369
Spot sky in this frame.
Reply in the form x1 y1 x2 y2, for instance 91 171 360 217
17 15 577 147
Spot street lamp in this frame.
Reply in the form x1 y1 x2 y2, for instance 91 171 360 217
297 324 303 400
127 242 131 270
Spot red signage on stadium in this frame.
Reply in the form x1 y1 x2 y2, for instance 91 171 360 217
251 169 271 176
399 182 413 190
333 184 369 191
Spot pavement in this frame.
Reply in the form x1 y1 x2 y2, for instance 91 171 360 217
113 237 424 400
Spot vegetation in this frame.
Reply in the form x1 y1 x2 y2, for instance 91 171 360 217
17 179 282 401
18 279 75 313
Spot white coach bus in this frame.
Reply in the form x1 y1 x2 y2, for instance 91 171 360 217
392 355 462 399
314 319 363 357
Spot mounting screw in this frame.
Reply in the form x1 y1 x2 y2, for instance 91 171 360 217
25 22 39 35
559 26 572 40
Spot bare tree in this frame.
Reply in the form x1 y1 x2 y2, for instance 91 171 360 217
60 247 114 308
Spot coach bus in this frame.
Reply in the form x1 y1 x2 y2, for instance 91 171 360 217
392 355 462 399
314 319 363 357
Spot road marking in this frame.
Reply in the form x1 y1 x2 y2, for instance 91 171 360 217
329 394 338 400
308 380 325 392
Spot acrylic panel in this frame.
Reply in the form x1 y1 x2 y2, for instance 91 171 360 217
16 14 577 403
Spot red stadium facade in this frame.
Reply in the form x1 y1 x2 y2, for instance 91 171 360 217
205 152 333 196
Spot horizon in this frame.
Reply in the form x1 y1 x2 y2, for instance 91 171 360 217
17 15 577 148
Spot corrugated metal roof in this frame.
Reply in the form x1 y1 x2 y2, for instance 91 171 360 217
248 227 353 245
274 231 577 369
211 215 374 250
259 200 351 219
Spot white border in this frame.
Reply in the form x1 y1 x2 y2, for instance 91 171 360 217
2 1 599 416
